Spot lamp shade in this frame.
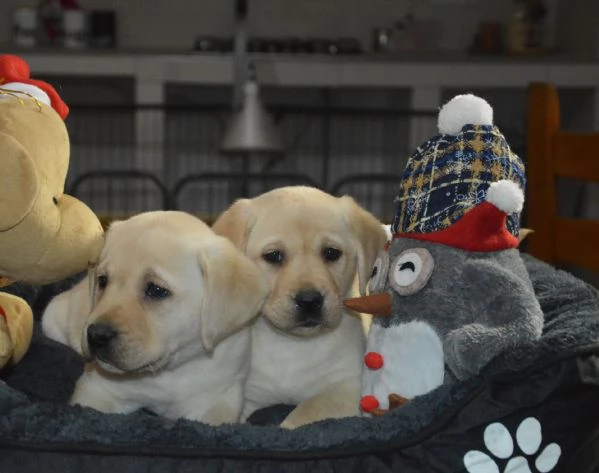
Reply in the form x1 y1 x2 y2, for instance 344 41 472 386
220 77 284 155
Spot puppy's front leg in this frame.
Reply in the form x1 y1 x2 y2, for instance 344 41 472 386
200 403 239 426
191 384 245 426
70 368 134 414
280 379 361 429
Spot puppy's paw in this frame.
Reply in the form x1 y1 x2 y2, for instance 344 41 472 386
246 404 294 426
279 380 361 429
279 416 304 430
279 395 359 429
279 404 322 429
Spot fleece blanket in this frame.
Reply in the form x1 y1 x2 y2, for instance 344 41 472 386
0 254 598 473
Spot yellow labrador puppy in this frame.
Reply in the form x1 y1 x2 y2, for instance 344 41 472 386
42 211 269 425
212 186 387 428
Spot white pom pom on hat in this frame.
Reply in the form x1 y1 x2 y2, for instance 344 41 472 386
437 94 494 135
486 180 524 214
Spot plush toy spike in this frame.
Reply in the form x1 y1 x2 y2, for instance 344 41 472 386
0 54 69 119
437 94 494 135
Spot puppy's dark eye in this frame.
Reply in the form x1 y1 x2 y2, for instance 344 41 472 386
145 282 171 300
52 196 58 205
262 250 284 265
97 275 108 290
322 247 342 262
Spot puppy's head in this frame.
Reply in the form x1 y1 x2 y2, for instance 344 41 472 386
212 187 386 337
81 211 268 374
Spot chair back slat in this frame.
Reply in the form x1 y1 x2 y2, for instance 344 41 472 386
526 83 599 272
555 218 599 271
554 132 599 182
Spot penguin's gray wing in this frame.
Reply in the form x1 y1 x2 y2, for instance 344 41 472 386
444 257 544 381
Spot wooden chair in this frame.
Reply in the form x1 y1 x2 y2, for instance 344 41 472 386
526 83 599 271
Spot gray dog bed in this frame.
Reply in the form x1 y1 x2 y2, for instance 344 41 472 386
0 254 598 473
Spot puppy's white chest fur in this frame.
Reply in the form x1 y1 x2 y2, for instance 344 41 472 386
362 320 444 411
244 314 365 410
71 329 251 423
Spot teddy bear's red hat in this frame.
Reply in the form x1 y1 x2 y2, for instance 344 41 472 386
0 54 69 119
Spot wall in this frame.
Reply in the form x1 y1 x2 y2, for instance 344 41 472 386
0 0 573 55
556 0 599 58
2 0 597 284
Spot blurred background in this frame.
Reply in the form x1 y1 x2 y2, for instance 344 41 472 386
2 0 598 283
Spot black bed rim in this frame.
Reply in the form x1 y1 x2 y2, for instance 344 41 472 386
1 343 598 462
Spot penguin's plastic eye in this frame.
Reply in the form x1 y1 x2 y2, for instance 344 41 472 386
399 261 415 271
368 250 390 293
389 248 434 296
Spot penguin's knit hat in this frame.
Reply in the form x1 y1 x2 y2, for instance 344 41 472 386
391 94 526 252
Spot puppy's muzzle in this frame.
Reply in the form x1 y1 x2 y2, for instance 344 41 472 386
294 289 324 327
87 323 118 357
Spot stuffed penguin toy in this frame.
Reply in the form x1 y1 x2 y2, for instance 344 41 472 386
345 94 544 417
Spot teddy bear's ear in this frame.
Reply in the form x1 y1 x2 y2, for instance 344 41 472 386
0 133 39 232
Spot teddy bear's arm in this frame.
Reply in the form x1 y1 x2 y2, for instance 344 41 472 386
0 292 33 368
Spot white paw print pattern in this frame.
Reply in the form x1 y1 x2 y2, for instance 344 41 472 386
464 417 561 473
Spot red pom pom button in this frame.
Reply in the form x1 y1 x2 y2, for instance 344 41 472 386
360 395 380 413
364 351 384 370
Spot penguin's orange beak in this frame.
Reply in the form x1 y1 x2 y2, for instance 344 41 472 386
344 293 392 317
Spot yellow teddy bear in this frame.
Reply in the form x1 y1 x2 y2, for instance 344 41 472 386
0 54 104 369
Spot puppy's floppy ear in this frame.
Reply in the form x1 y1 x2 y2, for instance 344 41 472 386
197 236 269 352
339 196 387 296
211 199 255 252
41 276 91 355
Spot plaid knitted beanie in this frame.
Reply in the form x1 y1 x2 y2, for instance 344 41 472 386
390 94 526 252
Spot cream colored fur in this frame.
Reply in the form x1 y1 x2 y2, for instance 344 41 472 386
42 211 269 425
212 186 387 428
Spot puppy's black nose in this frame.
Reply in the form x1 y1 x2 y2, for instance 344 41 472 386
87 323 117 353
294 289 324 312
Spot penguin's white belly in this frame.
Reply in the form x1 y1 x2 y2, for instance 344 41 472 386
362 320 444 410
